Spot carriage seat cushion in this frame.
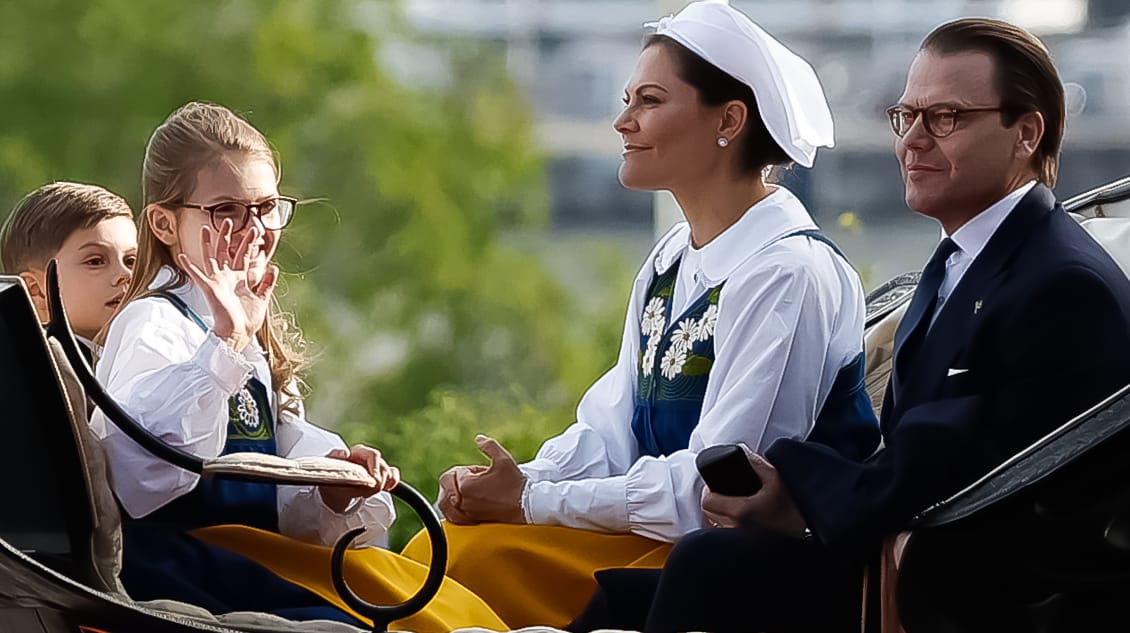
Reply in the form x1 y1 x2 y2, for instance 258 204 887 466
45 338 125 596
863 301 909 418
1079 217 1130 280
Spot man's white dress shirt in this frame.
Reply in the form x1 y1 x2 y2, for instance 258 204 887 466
933 180 1037 323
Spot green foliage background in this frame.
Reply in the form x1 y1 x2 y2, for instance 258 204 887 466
0 0 632 547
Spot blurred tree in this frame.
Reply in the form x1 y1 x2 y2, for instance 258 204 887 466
0 0 631 547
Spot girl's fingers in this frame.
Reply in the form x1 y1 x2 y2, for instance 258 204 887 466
178 254 220 301
232 225 258 271
178 253 207 285
255 264 279 299
215 219 234 269
200 226 219 275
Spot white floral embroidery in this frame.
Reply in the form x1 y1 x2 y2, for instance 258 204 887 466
236 388 260 430
641 297 666 337
697 304 719 342
659 345 688 380
641 337 659 376
670 318 701 353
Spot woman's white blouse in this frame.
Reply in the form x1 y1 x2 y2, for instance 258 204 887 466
91 268 395 548
518 187 867 542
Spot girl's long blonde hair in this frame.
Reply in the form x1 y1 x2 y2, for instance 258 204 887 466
111 101 306 410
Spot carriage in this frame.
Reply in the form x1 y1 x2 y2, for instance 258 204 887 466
2 175 1129 633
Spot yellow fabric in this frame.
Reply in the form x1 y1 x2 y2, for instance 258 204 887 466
190 525 508 633
401 523 671 629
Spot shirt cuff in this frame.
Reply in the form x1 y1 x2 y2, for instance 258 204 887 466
520 479 534 524
518 458 561 484
524 478 631 532
308 488 392 547
194 332 254 394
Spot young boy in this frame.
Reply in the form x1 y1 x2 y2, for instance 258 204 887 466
0 182 137 350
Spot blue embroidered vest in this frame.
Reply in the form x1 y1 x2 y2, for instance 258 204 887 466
126 291 280 532
630 229 879 461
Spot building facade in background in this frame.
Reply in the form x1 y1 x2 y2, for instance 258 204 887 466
400 0 1130 244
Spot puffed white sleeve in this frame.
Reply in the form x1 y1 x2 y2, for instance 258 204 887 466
275 395 396 549
522 261 840 542
92 300 253 519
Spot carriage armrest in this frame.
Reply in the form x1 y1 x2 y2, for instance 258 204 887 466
204 454 378 488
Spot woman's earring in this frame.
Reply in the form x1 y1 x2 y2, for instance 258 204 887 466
717 137 729 148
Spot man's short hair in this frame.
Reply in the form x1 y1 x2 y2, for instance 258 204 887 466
922 18 1065 187
1 182 133 274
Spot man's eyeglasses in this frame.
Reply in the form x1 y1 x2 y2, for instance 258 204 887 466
179 196 298 232
886 105 1006 139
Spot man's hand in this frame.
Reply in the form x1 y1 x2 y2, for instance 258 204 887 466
437 435 527 525
437 464 486 524
319 444 400 514
701 452 808 538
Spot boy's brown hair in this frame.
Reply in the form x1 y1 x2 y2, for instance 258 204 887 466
1 182 133 274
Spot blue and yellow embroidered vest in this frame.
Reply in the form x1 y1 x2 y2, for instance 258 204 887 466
630 229 879 460
126 291 280 532
631 256 721 457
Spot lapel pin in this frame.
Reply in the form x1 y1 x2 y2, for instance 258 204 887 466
974 300 983 314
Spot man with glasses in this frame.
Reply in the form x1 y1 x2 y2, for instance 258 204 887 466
570 18 1130 633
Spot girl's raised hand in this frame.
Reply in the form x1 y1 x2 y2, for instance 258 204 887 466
178 220 278 352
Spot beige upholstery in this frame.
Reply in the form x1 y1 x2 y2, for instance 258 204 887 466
1081 217 1130 280
44 338 125 596
204 453 378 488
863 302 909 418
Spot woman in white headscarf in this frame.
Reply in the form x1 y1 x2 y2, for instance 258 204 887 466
402 1 878 628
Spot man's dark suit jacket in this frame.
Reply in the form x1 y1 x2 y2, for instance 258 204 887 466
769 183 1130 552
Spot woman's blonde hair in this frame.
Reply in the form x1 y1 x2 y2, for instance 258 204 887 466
112 101 306 410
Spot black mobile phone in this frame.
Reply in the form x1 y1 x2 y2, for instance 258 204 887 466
695 444 762 496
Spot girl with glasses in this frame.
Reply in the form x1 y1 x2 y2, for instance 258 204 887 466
91 101 505 630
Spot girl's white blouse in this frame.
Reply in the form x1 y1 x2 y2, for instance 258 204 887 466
518 187 869 542
91 268 395 548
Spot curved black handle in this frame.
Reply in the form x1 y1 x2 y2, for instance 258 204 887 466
44 260 204 474
330 483 448 633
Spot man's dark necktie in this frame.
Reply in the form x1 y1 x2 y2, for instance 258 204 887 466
895 237 959 378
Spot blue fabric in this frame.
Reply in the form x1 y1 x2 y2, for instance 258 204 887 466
137 376 280 532
806 352 879 462
893 237 958 383
629 229 878 461
131 291 279 531
631 261 720 457
120 524 364 626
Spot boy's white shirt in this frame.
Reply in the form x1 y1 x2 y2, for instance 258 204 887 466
90 267 394 548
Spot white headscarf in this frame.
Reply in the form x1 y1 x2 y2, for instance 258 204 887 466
647 1 835 167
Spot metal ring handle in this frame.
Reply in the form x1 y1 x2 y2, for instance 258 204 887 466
330 483 448 632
